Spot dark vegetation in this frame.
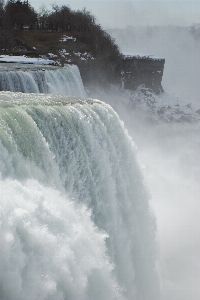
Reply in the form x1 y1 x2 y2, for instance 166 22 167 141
0 0 122 90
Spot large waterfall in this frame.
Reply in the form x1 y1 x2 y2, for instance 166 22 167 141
0 66 160 300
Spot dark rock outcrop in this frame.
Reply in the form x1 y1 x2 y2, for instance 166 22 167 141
121 53 165 94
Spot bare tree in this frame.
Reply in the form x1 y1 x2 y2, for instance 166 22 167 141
3 0 37 30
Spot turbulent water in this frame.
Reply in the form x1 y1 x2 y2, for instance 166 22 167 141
0 88 160 300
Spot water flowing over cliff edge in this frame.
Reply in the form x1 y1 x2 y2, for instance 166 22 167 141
0 64 160 300
0 64 87 98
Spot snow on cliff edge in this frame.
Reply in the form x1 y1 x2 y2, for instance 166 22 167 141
0 55 55 65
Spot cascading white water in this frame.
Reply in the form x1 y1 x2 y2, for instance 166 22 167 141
0 92 160 300
0 64 87 98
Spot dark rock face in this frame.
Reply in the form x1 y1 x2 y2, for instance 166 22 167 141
122 54 165 94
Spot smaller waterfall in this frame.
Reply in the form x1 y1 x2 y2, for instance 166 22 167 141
0 64 86 98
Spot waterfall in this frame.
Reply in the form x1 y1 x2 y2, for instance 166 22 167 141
0 91 160 300
0 61 160 300
0 64 86 98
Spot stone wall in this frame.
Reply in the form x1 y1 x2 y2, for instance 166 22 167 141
122 54 165 94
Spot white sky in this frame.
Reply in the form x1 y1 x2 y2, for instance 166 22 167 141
29 0 200 28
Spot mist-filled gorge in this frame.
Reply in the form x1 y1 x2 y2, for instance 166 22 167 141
108 25 200 102
106 25 200 300
129 120 200 300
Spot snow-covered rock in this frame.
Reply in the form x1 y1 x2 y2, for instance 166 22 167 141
59 35 76 42
111 85 200 125
0 55 55 65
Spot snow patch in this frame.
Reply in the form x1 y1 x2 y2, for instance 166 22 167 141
59 35 76 42
0 55 55 65
122 52 164 61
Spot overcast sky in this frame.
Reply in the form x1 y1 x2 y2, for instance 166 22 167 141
28 0 200 28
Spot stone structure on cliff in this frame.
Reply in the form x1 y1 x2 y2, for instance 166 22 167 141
122 53 165 94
